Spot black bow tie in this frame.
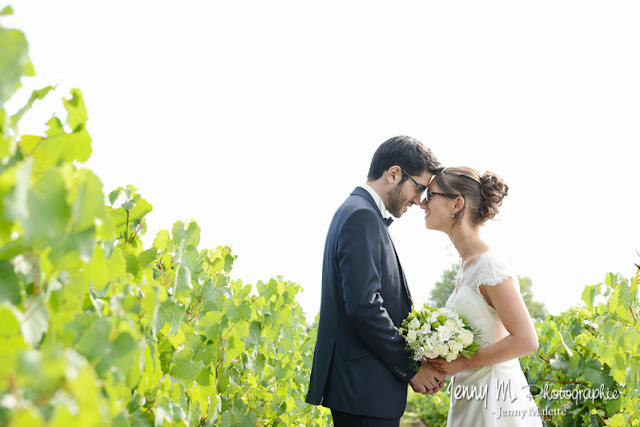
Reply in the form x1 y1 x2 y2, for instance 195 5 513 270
384 217 394 227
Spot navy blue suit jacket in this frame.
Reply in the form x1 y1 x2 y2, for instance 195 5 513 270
305 187 417 419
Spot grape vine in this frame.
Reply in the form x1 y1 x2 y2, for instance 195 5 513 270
0 8 330 426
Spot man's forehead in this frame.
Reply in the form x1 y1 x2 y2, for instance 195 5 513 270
415 172 432 186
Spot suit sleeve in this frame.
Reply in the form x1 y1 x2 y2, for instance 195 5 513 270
337 208 417 382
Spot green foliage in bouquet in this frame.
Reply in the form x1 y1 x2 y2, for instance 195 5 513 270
520 272 640 426
0 9 330 426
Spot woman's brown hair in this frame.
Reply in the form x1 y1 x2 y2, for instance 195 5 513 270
434 167 509 226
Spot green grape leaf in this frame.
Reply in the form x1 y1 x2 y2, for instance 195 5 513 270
170 348 204 383
172 220 200 248
0 304 27 381
153 230 172 253
123 248 141 277
138 247 158 268
108 188 123 206
247 321 262 347
73 317 110 361
218 412 232 427
27 168 70 241
202 275 230 312
0 303 22 342
21 296 49 347
613 354 627 383
63 89 88 131
154 396 174 427
154 300 185 337
0 27 30 105
48 228 95 270
10 85 56 127
237 301 252 320
625 356 639 389
253 353 266 375
94 331 138 380
127 393 146 414
224 253 235 273
2 156 31 222
20 123 92 174
237 411 257 427
581 285 596 309
4 163 70 244
174 265 192 298
196 310 223 341
70 169 108 232
582 360 605 387
606 413 626 427
85 244 124 291
0 260 20 305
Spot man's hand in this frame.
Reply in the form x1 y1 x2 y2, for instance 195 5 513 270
409 360 445 395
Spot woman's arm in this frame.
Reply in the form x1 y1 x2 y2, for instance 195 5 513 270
428 276 539 376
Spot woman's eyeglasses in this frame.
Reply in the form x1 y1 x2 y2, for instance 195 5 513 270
424 189 459 203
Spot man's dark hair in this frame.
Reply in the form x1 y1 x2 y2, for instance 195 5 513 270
367 135 442 182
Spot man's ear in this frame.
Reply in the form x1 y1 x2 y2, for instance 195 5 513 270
386 165 402 184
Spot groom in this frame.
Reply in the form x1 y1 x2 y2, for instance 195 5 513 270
306 136 445 426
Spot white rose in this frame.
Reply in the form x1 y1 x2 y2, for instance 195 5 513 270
426 336 438 350
435 308 449 317
449 341 464 352
443 310 457 319
406 330 418 343
423 348 438 359
409 318 421 330
445 351 458 362
435 343 449 357
460 329 474 346
436 325 452 341
444 318 458 330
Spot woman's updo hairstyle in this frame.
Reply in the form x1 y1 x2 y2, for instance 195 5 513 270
434 167 509 225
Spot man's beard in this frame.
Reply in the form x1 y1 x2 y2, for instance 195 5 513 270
386 183 408 218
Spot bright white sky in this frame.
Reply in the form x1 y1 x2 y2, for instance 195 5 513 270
5 1 640 320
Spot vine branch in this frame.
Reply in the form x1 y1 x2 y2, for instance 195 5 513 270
128 218 145 244
125 210 130 242
538 378 585 385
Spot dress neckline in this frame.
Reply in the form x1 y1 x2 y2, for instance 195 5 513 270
458 251 492 276
452 251 493 298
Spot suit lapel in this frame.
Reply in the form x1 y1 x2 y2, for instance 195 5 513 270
384 229 413 307
351 187 414 307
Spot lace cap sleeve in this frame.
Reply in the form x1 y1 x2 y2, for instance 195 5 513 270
468 253 517 294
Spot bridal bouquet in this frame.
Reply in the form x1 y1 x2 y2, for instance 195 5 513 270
398 305 480 366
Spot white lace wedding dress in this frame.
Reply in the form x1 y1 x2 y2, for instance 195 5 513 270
444 252 542 426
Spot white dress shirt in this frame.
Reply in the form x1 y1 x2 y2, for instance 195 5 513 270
359 183 391 219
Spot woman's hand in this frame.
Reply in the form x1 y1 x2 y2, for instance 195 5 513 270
425 355 471 376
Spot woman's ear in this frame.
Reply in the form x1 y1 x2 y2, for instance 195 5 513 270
453 196 465 215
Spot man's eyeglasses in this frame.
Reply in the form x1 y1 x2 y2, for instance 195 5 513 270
400 168 427 197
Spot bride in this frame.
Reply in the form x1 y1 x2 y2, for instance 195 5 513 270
420 167 543 426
